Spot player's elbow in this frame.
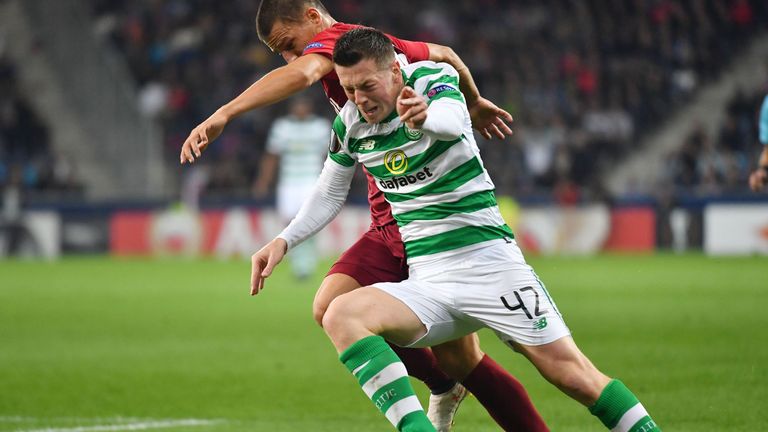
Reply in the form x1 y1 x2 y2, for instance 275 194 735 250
281 66 318 92
429 44 458 65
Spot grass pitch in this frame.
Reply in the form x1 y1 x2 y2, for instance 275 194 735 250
1 254 766 431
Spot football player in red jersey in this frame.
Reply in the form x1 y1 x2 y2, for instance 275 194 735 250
180 1 545 430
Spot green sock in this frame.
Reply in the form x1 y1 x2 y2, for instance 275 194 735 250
589 379 660 432
340 335 436 432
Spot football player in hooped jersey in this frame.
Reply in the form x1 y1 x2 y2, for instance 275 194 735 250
251 28 661 432
179 1 547 430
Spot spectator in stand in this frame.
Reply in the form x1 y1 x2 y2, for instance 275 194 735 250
90 0 768 200
0 56 80 194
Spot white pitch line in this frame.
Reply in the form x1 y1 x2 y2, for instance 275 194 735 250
0 417 147 423
14 419 222 432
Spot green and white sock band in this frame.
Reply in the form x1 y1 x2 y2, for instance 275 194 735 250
357 361 423 426
612 402 656 432
341 336 434 431
589 379 660 432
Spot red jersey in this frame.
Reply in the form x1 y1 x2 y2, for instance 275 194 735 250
301 22 430 227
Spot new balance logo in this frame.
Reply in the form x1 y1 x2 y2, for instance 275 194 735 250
359 139 376 151
378 166 434 190
533 317 548 330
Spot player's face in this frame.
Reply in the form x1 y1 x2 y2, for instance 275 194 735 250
337 58 402 124
266 19 318 63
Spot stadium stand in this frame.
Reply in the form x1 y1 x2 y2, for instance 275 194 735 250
86 0 768 202
667 90 766 194
0 56 82 195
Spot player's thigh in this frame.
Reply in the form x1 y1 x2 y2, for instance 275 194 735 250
316 227 408 325
458 264 571 347
431 333 484 381
313 273 361 326
324 286 427 349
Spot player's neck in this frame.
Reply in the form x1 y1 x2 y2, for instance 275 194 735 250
319 15 336 31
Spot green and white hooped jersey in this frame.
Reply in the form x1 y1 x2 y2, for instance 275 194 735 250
329 60 513 264
267 115 331 186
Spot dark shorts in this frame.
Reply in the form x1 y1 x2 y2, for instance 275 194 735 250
327 222 409 287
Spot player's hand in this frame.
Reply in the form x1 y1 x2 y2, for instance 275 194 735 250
397 86 428 130
250 238 288 295
468 97 513 140
749 168 767 191
180 110 229 164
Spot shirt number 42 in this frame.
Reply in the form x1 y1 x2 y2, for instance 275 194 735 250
500 286 548 320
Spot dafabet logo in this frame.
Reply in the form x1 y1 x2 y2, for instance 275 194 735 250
383 150 408 175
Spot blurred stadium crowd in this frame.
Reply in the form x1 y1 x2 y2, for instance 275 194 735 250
668 90 765 194
0 57 82 195
2 0 768 201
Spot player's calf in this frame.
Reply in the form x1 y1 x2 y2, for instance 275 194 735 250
517 337 660 431
325 289 436 431
431 334 484 381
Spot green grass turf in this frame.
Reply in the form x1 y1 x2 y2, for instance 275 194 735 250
1 254 766 431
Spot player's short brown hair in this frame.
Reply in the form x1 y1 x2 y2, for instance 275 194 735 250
256 0 329 42
333 28 395 70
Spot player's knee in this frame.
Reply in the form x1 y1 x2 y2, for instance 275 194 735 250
312 298 328 327
312 280 338 328
313 274 360 328
321 294 358 336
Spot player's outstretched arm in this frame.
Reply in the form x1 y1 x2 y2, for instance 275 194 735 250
467 97 514 140
250 156 355 295
749 147 768 191
180 54 333 164
250 238 288 295
426 43 513 140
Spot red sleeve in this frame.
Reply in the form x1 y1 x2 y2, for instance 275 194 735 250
301 23 361 59
302 22 430 64
386 35 430 63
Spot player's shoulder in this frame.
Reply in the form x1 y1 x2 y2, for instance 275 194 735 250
311 22 361 44
302 23 359 56
337 101 362 124
402 61 458 84
332 103 357 140
402 61 460 97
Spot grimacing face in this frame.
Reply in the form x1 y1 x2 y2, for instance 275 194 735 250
336 57 402 124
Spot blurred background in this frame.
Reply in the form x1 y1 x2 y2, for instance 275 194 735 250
2 2 768 431
1 0 768 259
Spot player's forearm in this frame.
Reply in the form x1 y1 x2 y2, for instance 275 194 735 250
758 146 768 168
217 67 313 121
426 43 481 107
277 158 354 249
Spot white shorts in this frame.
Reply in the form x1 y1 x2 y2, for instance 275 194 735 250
373 240 571 348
